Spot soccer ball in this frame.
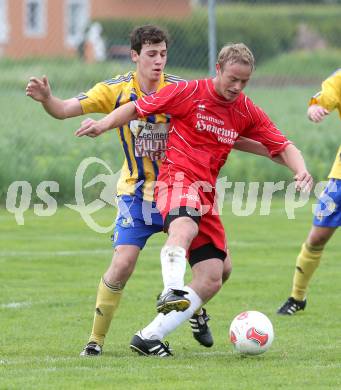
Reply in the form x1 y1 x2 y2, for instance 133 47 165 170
229 311 274 355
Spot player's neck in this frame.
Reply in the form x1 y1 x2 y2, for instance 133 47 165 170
137 75 160 96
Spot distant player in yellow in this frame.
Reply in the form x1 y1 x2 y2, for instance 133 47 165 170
277 69 341 315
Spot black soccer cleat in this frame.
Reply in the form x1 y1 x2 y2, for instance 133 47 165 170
130 331 173 357
189 308 214 347
156 288 190 315
277 297 307 315
80 341 102 356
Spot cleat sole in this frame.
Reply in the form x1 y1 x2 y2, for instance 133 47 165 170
130 344 149 356
157 299 190 314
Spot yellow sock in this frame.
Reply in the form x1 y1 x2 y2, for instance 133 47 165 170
291 242 324 301
89 278 122 346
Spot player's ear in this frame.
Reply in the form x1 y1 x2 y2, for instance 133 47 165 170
131 50 139 63
215 63 221 75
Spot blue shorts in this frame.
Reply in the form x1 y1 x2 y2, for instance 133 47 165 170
112 195 164 249
313 179 341 227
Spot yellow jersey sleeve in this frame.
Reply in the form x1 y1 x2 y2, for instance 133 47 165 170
310 70 341 179
310 70 341 118
76 72 134 114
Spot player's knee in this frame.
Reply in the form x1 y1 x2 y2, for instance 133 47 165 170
222 261 232 283
168 217 198 241
114 259 135 279
105 247 138 284
307 232 329 247
113 255 135 275
205 276 222 296
192 272 222 301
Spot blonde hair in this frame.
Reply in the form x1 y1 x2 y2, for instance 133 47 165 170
217 43 255 71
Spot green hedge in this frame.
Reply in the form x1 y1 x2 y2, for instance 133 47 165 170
98 4 341 69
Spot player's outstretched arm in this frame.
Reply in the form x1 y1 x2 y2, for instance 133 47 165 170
75 102 138 138
26 76 82 119
279 144 313 192
233 137 285 165
307 104 329 123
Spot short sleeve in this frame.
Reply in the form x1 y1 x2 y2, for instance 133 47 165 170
77 81 120 114
242 98 291 156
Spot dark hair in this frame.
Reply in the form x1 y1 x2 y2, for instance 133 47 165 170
130 25 169 54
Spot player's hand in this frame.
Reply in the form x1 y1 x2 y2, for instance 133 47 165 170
75 118 108 138
294 170 313 193
307 105 329 123
26 75 51 102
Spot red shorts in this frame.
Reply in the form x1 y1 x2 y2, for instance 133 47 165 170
155 170 227 261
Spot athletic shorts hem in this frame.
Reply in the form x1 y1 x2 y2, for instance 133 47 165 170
164 206 201 232
189 243 226 267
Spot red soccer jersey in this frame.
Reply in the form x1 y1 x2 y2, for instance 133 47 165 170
134 78 290 187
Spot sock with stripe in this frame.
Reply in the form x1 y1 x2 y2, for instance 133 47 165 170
89 278 123 346
291 242 324 301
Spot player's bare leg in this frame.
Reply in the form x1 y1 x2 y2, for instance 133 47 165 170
80 245 140 356
104 245 140 284
189 258 224 303
222 249 232 283
190 250 232 346
188 257 226 347
306 225 336 247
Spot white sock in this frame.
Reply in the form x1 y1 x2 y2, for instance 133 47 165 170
160 245 187 295
141 286 203 340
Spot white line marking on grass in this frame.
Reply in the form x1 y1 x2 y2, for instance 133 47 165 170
0 249 112 258
229 241 264 247
0 302 31 309
0 246 163 257
192 351 229 357
4 356 113 365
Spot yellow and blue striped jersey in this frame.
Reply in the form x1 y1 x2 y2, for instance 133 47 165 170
310 69 341 179
77 71 183 201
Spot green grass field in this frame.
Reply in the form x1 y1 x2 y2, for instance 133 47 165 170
1 200 341 389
